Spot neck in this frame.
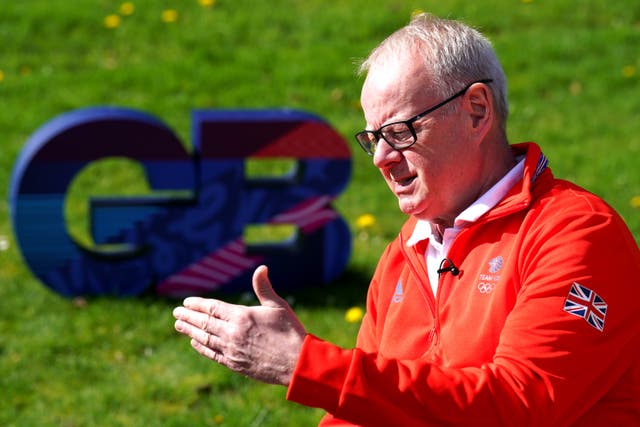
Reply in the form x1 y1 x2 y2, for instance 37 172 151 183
433 140 516 230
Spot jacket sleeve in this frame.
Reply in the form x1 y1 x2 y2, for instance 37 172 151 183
312 244 390 427
286 206 640 426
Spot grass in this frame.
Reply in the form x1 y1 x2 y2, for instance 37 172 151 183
1 0 639 426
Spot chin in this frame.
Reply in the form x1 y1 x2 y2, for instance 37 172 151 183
398 202 421 217
398 200 432 220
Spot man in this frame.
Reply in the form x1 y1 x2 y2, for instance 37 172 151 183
173 13 640 426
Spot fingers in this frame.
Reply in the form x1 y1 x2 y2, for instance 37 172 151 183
173 296 236 362
174 307 219 336
173 298 228 351
181 297 230 321
190 338 223 364
174 313 227 362
174 316 213 344
252 265 288 308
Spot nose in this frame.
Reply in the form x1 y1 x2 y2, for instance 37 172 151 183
372 137 402 168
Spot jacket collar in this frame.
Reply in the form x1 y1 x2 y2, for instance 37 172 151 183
400 142 551 240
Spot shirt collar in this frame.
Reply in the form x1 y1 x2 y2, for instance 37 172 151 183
406 156 525 247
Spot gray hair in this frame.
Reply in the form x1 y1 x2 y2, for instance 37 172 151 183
359 13 509 130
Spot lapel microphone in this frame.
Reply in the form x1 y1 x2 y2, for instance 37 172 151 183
437 258 460 276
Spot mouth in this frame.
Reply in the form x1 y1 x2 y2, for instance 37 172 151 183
389 173 417 187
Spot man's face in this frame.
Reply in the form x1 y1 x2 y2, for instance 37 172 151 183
360 62 476 225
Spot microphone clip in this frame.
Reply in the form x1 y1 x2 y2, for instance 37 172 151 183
437 258 460 276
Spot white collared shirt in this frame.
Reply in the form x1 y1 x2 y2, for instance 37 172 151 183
406 157 525 296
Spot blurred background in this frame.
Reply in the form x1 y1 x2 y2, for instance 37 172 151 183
1 0 638 425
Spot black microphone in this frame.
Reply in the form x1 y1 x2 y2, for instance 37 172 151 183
437 258 460 276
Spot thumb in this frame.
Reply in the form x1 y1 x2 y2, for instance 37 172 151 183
252 265 287 308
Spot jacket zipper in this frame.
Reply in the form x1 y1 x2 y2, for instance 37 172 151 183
401 227 470 346
399 232 436 315
398 232 439 345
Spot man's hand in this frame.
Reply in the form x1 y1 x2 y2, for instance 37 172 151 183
172 265 306 386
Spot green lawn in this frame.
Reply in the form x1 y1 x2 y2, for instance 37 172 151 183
1 0 639 425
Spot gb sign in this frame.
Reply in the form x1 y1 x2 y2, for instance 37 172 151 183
9 107 352 298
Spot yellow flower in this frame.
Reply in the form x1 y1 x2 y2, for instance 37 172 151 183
161 9 178 23
345 307 364 323
411 9 424 17
0 235 9 251
356 213 376 230
199 0 216 7
213 414 224 424
622 65 636 78
0 70 4 82
119 2 135 15
104 14 121 29
630 195 640 208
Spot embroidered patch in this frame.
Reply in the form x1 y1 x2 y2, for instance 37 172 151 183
476 256 503 295
563 282 607 332
392 280 403 303
488 256 504 273
477 282 495 294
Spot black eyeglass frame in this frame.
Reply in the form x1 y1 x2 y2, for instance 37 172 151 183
354 79 493 156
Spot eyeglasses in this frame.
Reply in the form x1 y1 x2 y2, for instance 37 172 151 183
354 79 493 156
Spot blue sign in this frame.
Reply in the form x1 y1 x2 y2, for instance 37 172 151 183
9 107 352 297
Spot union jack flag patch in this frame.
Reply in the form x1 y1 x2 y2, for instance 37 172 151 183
563 282 607 332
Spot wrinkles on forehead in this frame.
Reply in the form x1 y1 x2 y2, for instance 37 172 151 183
360 56 435 130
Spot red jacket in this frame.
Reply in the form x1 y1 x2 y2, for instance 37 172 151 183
286 143 640 426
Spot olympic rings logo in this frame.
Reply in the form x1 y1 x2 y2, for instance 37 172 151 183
477 282 495 294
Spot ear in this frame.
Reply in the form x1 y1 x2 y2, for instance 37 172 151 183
463 82 493 135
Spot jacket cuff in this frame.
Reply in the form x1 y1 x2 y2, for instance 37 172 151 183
286 334 352 412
